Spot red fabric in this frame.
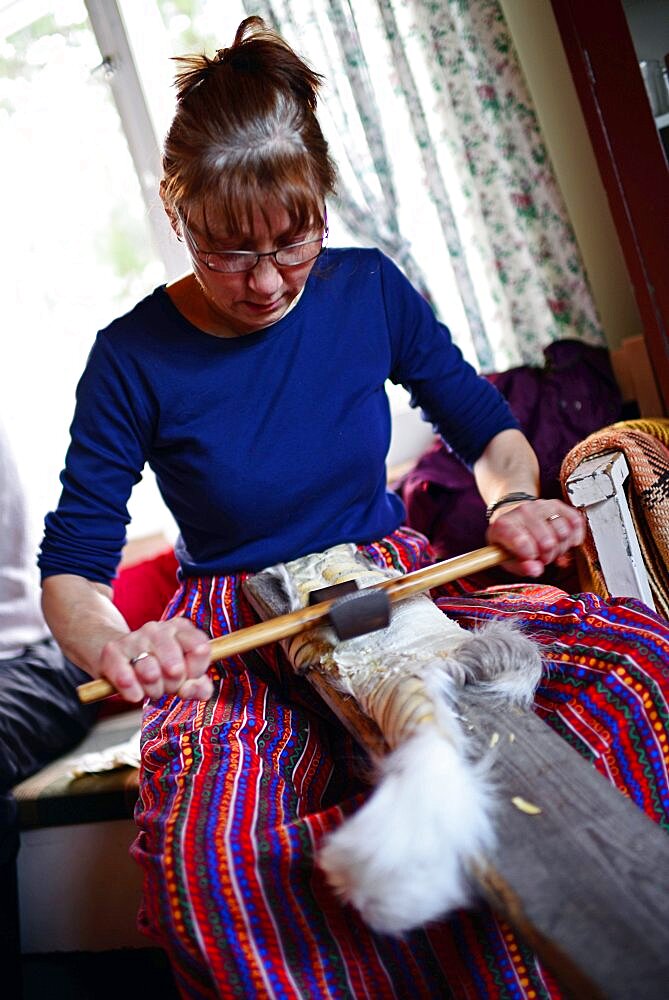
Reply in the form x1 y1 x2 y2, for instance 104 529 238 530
132 531 669 998
112 549 179 632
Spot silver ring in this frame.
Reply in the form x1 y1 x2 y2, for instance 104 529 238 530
129 651 152 667
546 513 561 522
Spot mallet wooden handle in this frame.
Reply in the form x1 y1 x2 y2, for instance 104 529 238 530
77 543 507 703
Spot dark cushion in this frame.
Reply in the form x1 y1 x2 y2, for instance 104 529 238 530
13 710 141 830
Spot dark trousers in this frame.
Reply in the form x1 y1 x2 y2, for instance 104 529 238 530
0 640 98 988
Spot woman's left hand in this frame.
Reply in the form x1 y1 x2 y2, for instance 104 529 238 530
486 497 585 577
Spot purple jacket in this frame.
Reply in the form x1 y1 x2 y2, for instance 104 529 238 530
398 340 622 564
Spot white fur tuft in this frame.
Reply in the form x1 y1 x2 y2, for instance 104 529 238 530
317 726 494 935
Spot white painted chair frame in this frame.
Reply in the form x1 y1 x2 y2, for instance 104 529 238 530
565 450 655 611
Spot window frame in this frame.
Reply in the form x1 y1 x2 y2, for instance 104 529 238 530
84 0 187 280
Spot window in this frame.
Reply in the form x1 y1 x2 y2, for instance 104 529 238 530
1 0 178 543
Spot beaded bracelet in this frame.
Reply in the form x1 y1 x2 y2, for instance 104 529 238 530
485 491 538 521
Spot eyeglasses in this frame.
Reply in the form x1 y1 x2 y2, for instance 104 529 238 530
183 228 328 274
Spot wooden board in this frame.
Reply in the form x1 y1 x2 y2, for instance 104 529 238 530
245 572 669 1000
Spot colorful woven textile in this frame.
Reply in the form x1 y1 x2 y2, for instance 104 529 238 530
560 419 669 618
131 528 669 999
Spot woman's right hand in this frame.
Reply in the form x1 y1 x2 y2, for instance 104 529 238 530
98 617 213 703
42 574 214 703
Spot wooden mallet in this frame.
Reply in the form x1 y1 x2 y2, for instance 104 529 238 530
76 543 508 703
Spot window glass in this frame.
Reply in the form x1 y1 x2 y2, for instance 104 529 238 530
1 0 174 544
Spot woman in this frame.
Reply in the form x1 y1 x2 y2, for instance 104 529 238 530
39 17 668 999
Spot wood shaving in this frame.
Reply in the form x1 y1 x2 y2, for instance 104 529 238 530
511 796 542 815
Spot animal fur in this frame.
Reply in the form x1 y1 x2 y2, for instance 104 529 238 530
263 546 542 934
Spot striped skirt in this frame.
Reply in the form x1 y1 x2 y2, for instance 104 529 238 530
131 527 669 999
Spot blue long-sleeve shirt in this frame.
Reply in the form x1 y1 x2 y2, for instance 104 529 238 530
39 248 517 583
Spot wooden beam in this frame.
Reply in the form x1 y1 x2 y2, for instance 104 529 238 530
610 337 663 417
245 571 669 1000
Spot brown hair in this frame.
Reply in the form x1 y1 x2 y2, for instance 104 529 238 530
161 16 336 240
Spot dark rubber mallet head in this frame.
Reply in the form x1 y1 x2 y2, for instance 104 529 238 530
308 579 360 605
328 588 392 641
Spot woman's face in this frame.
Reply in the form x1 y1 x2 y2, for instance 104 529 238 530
181 200 325 336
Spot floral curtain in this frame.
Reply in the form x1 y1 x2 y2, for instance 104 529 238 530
400 0 605 369
242 0 606 372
